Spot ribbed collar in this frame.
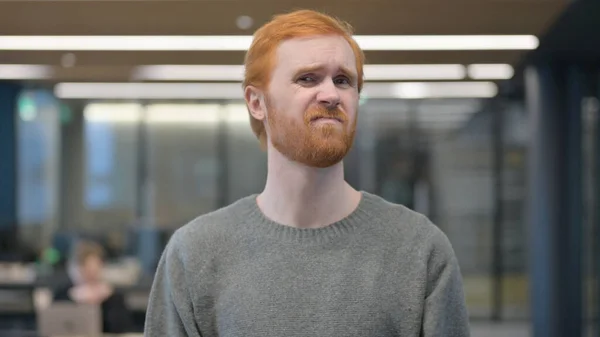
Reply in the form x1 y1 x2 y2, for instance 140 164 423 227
235 191 383 244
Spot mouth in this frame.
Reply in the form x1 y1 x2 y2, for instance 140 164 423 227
310 116 343 123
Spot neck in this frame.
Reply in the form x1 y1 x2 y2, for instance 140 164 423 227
257 147 361 228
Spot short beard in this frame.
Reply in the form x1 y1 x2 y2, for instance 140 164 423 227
266 97 356 168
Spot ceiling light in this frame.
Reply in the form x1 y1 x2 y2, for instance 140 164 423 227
132 65 245 81
0 63 508 81
0 35 538 51
55 82 244 100
145 104 220 124
355 35 538 51
365 64 466 80
84 103 142 123
363 82 498 99
222 104 250 123
0 64 53 79
132 64 467 81
467 64 514 79
55 81 497 100
0 36 251 51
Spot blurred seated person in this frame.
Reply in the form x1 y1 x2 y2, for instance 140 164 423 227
53 240 134 333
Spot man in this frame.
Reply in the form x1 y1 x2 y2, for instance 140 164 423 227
145 9 470 337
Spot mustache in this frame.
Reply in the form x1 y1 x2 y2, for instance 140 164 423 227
304 106 348 123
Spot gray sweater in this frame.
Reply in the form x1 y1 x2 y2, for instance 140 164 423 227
144 191 470 337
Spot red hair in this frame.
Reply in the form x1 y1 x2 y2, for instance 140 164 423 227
243 9 365 148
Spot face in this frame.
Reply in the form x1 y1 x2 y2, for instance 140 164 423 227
79 255 104 284
259 35 360 168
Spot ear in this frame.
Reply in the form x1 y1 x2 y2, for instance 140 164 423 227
244 85 266 121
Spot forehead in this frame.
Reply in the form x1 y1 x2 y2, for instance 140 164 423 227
82 255 101 263
273 35 357 75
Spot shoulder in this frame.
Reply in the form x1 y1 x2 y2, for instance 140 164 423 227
164 195 256 262
361 192 453 253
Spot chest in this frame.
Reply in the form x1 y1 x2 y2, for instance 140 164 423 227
201 247 425 337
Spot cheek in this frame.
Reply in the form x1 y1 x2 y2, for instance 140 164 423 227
342 93 359 118
84 261 102 276
278 107 306 126
80 266 93 277
271 97 310 124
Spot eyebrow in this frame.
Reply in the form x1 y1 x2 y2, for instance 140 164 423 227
293 65 358 82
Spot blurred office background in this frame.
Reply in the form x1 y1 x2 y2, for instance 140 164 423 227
0 1 599 336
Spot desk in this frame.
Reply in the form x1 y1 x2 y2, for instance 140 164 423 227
0 282 151 334
0 282 152 313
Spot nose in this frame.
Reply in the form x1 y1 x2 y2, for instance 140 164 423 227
316 79 341 109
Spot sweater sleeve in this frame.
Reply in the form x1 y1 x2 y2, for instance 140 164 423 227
422 227 470 337
144 232 203 337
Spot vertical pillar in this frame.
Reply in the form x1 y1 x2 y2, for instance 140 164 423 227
564 65 584 335
0 82 20 254
525 63 584 337
595 71 600 337
59 103 85 230
136 106 149 224
217 103 229 208
491 99 504 321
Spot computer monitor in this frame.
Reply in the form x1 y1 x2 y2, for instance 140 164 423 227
37 302 102 336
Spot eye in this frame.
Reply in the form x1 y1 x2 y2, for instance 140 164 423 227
297 75 317 84
334 76 352 87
